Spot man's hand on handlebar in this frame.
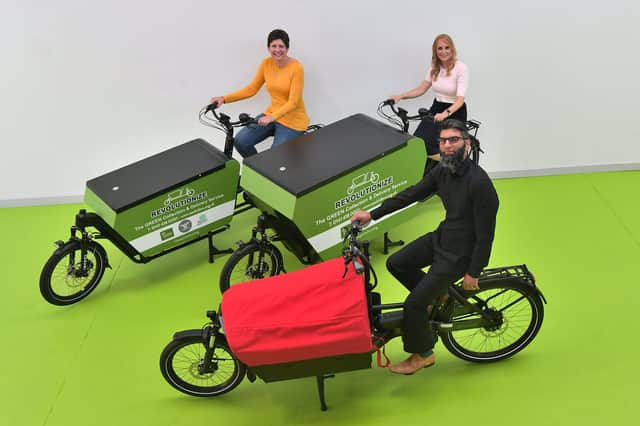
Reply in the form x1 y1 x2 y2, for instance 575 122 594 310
351 210 372 226
257 115 275 126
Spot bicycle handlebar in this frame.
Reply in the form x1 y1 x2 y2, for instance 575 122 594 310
342 221 378 286
199 104 257 158
205 101 219 112
377 99 433 132
202 103 257 127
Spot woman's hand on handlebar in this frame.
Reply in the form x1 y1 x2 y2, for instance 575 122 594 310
209 96 225 108
434 111 448 122
387 95 402 104
257 115 275 126
351 210 372 226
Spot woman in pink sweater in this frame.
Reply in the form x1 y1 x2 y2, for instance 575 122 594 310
389 34 469 172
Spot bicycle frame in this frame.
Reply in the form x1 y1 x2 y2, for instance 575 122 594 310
66 209 233 265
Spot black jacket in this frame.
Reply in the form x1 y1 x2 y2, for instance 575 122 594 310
371 159 499 277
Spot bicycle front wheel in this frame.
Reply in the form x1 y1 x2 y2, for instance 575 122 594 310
441 280 544 363
39 240 106 305
159 332 245 397
219 242 283 293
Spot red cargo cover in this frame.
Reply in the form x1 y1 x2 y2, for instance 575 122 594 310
221 257 374 367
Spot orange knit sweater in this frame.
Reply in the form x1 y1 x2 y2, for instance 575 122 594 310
223 57 309 131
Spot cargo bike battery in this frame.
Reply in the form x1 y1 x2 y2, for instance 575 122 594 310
39 139 247 306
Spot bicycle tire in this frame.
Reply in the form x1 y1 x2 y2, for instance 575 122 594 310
440 279 544 363
160 332 245 397
39 240 106 306
219 242 283 293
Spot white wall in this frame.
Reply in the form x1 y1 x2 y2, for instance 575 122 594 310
2 0 639 205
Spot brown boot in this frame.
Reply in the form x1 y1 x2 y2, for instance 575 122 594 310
389 353 435 375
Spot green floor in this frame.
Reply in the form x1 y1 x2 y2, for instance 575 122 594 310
1 171 639 426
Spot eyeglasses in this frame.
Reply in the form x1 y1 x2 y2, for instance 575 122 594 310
438 136 467 144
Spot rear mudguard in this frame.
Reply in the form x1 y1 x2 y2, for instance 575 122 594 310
477 264 547 304
479 276 547 304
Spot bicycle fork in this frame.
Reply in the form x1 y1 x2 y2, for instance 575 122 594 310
246 214 283 275
199 310 224 375
200 310 256 382
57 224 93 277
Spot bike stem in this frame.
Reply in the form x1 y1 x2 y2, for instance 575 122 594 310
217 114 235 159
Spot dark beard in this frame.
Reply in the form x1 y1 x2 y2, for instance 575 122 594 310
440 145 466 174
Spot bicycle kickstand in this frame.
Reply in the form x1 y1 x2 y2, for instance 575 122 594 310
383 232 404 254
207 231 233 263
315 374 335 411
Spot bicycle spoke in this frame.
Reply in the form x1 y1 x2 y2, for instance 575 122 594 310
171 343 236 388
449 286 535 355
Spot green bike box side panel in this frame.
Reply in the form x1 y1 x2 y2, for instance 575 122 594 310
84 139 240 257
242 113 426 259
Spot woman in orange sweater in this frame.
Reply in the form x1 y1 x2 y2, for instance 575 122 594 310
210 29 310 158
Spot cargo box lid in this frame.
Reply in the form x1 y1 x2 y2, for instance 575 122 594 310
86 139 228 212
243 114 411 197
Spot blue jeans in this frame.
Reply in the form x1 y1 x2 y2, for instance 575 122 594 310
234 114 304 158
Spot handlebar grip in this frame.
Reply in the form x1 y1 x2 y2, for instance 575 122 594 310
383 99 395 106
238 113 250 122
206 102 219 112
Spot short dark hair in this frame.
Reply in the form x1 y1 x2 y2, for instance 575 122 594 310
439 118 470 139
268 29 290 48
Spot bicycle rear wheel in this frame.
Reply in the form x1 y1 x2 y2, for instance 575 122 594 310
440 280 544 363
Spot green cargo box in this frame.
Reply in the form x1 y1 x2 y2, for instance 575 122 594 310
242 113 426 260
84 139 240 257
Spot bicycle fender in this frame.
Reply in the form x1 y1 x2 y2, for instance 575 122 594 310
480 277 547 304
50 239 78 257
528 283 547 304
50 240 111 270
91 241 111 270
172 329 207 341
172 329 231 345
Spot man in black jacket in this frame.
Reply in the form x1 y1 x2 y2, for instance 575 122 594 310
351 119 499 375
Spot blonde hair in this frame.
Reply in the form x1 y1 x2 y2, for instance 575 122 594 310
430 34 458 81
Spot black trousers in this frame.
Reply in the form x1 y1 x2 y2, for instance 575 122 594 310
414 100 468 156
386 232 468 354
